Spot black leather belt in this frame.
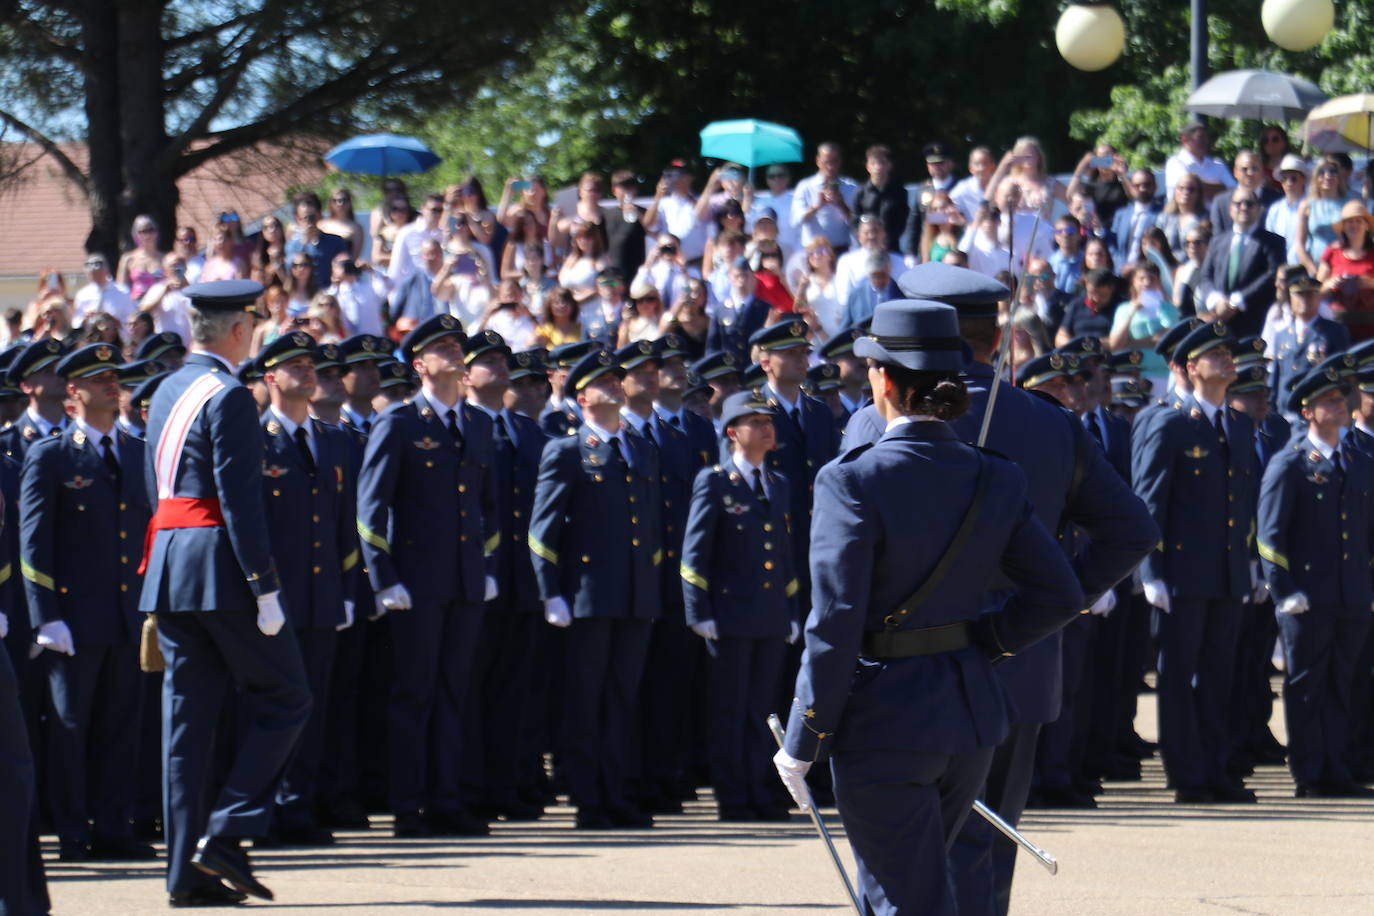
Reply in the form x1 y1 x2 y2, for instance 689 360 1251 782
862 621 972 659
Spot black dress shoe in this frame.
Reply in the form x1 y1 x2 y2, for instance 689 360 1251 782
1099 756 1143 781
191 836 272 902
1318 780 1374 798
131 817 163 841
168 883 249 907
426 810 490 837
607 806 653 828
1208 783 1257 803
752 804 793 823
90 835 158 860
58 839 90 861
575 806 613 829
393 812 431 838
1038 786 1097 809
319 800 370 830
496 800 545 822
717 805 757 822
1295 783 1319 799
642 794 684 815
1174 787 1215 803
277 823 335 846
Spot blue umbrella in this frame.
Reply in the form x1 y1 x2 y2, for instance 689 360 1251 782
324 133 441 176
699 119 803 168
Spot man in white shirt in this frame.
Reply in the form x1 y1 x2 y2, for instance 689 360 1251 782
753 166 798 256
138 252 192 344
790 142 859 253
387 193 446 288
835 216 904 304
645 161 707 265
329 253 384 337
1264 154 1310 265
951 147 996 223
1165 121 1237 200
73 254 134 327
173 226 206 283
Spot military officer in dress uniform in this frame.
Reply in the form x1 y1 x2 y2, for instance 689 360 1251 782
339 334 389 433
2 338 71 461
506 349 549 420
805 363 845 422
0 344 26 427
136 330 187 368
681 391 799 821
540 340 603 437
116 359 165 439
689 351 744 429
355 313 498 838
254 334 358 845
1269 270 1350 418
772 299 1085 916
19 343 154 862
841 263 1156 916
141 280 311 905
819 325 870 424
461 329 549 821
1132 320 1259 803
655 334 718 468
1259 369 1374 797
528 348 662 828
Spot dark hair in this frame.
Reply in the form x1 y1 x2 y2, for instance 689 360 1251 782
865 144 892 163
611 169 637 187
1086 266 1116 289
958 315 997 358
292 190 322 213
880 365 969 420
460 175 489 209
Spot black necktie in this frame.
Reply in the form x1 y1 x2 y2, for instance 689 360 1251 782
361 415 372 434
609 437 625 466
752 467 769 508
1333 449 1344 476
790 406 804 440
670 414 682 429
100 434 119 482
1213 411 1227 446
294 426 317 476
493 413 513 459
1087 413 1104 447
446 409 465 455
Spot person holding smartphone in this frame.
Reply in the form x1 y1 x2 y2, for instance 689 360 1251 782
137 253 193 346
1066 143 1129 226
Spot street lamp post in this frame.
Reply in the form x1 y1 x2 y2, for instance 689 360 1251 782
1190 0 1207 91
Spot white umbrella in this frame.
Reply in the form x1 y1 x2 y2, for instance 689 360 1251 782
1185 69 1328 121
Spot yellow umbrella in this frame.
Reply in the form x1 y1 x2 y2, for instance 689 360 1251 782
1303 93 1374 151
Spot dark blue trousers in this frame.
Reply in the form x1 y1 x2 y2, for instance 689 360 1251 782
0 644 48 916
386 598 483 815
276 627 337 828
560 617 652 811
45 642 142 843
464 603 538 808
158 611 310 894
833 744 995 916
319 617 366 813
950 721 1041 916
1035 614 1091 789
1279 609 1371 787
703 636 784 808
1156 597 1243 790
638 602 699 800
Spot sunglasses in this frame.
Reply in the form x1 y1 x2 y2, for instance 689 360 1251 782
1231 199 1259 209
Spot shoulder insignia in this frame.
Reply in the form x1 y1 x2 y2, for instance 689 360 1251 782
22 426 34 440
263 464 288 478
63 475 93 490
266 420 281 435
1190 408 1202 420
586 435 599 447
1310 450 1323 463
420 407 434 419
728 472 740 483
414 437 441 450
72 430 86 446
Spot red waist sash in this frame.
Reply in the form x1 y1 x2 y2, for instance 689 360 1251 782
136 496 225 575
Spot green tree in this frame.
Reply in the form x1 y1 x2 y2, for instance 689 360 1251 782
0 0 572 263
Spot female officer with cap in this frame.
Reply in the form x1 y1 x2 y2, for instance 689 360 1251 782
772 299 1083 915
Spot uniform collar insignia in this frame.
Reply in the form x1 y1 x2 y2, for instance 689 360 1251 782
266 420 281 435
72 429 86 446
22 426 34 439
1190 407 1202 419
420 406 434 419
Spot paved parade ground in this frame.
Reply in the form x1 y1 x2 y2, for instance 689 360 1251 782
46 690 1374 915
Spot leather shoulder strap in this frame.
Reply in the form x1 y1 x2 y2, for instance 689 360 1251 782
889 453 989 621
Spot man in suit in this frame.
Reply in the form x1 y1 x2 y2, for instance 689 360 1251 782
1259 369 1374 797
253 334 358 845
1133 321 1259 803
19 344 154 862
1207 150 1282 235
528 349 662 828
140 280 312 905
1270 270 1351 416
1196 189 1286 338
462 329 549 821
1110 169 1163 266
682 391 798 821
355 313 498 838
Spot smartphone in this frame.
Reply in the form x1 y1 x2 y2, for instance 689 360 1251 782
46 273 61 292
172 264 186 282
1081 199 1096 216
927 211 949 225
512 180 531 191
1090 155 1114 168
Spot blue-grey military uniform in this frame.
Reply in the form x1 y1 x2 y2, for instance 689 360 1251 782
1258 370 1374 794
140 281 311 896
784 299 1085 916
20 350 151 853
681 396 798 816
354 316 497 824
528 349 662 823
1132 322 1257 800
1270 318 1350 417
254 335 359 835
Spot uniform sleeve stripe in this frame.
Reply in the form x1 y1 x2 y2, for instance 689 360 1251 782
785 578 799 598
21 560 53 591
680 564 709 590
356 520 389 553
529 535 558 565
341 549 359 573
0 562 12 585
1257 541 1288 571
484 532 501 556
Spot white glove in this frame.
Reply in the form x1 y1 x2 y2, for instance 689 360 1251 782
1143 579 1171 614
787 620 800 644
484 575 499 601
773 748 814 811
336 599 355 632
0 611 8 640
1229 290 1244 310
544 596 571 628
376 583 412 612
1278 592 1309 616
35 620 74 656
369 597 388 620
1088 590 1117 617
256 592 286 636
690 619 719 640
1250 561 1267 604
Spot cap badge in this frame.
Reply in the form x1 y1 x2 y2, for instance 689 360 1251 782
441 316 456 328
1049 353 1063 370
597 351 612 365
95 346 112 362
790 321 804 337
1326 367 1340 381
1214 322 1227 336
517 353 530 366
46 341 59 353
293 333 309 347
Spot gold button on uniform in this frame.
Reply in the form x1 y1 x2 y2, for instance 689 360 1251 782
632 538 640 547
764 561 774 570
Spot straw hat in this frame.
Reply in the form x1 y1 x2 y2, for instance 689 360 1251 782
1338 199 1374 235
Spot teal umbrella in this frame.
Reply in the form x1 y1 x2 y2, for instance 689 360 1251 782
699 119 803 168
